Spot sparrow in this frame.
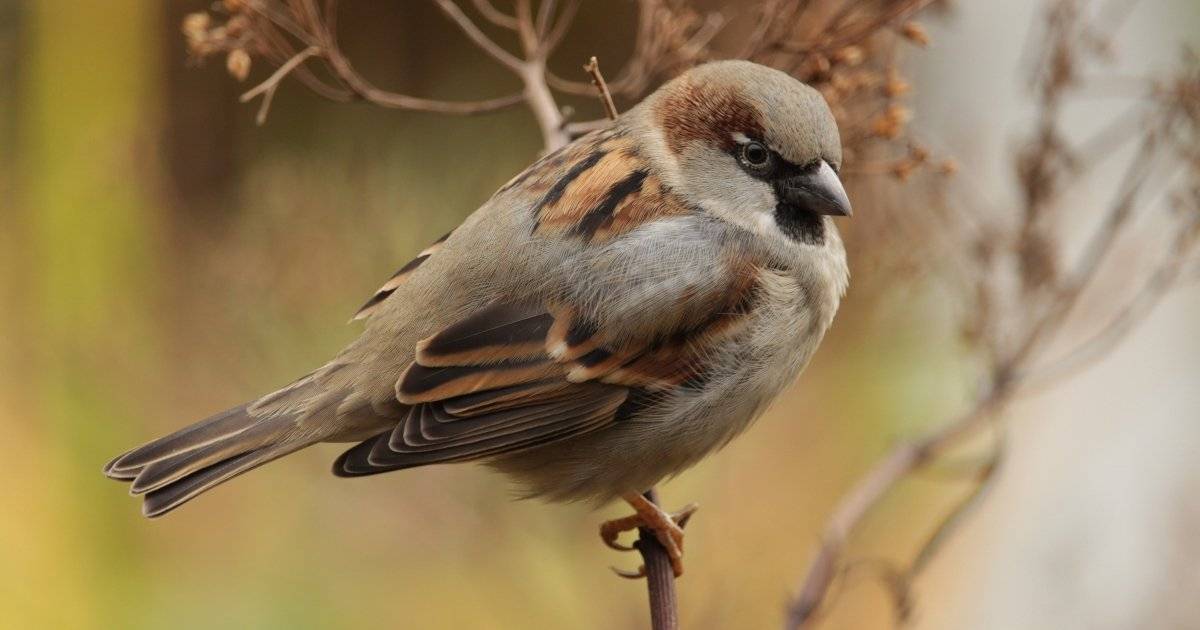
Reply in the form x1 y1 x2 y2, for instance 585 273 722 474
104 60 851 577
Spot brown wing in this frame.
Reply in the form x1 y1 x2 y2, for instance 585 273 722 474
332 273 761 477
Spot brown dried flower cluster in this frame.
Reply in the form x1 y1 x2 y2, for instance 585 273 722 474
182 2 261 83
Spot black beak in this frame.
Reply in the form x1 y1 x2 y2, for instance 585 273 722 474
775 160 852 217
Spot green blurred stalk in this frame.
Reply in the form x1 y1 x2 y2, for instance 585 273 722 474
16 1 163 627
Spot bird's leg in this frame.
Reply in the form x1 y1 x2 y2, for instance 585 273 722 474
600 493 698 578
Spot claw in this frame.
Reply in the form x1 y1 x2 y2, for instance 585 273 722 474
673 503 699 529
611 565 647 579
598 494 699 579
600 513 643 551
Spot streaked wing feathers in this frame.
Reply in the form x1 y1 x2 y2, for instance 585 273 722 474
530 129 693 242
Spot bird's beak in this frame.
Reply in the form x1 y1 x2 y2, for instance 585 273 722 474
776 160 852 217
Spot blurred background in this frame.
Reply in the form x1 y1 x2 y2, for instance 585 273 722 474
1 1 1198 629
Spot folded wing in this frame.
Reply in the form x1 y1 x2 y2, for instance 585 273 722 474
333 268 761 476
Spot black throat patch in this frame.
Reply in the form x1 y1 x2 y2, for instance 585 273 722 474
773 198 826 246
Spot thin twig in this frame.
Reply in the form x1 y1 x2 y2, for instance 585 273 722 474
238 1 527 115
584 56 619 120
1027 211 1200 388
321 38 525 113
535 0 558 38
514 0 539 57
240 45 323 124
540 0 580 57
471 0 519 30
432 0 525 73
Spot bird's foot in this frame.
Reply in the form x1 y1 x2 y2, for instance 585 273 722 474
600 493 698 579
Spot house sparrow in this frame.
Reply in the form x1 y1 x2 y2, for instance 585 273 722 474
104 60 851 577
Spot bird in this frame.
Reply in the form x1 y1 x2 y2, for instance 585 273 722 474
103 60 851 578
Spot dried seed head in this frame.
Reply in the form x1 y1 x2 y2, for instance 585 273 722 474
873 104 912 139
226 14 249 38
227 49 251 82
884 68 911 97
182 12 211 53
833 46 865 67
900 21 931 47
802 54 832 81
849 69 881 91
910 144 930 163
890 159 917 181
183 12 210 37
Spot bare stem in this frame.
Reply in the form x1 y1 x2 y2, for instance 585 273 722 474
240 45 323 124
520 59 570 152
432 0 525 72
584 56 620 120
636 489 680 630
471 0 519 30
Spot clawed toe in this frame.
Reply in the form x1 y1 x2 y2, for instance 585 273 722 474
598 494 698 579
611 564 647 579
600 514 643 551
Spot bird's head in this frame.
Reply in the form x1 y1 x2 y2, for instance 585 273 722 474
635 60 850 246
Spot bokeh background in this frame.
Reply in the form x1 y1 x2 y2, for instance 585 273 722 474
2 1 1198 629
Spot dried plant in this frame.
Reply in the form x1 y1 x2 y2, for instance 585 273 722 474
181 0 940 160
786 2 1200 627
178 1 1200 629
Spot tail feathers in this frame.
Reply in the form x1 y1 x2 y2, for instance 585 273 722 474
127 420 282 495
104 402 318 518
140 441 306 518
105 366 394 517
103 404 253 478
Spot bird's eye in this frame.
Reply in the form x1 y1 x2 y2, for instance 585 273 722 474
740 141 771 168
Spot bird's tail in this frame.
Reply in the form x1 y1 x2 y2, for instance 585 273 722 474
103 372 359 517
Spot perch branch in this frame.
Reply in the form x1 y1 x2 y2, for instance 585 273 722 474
636 489 682 630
